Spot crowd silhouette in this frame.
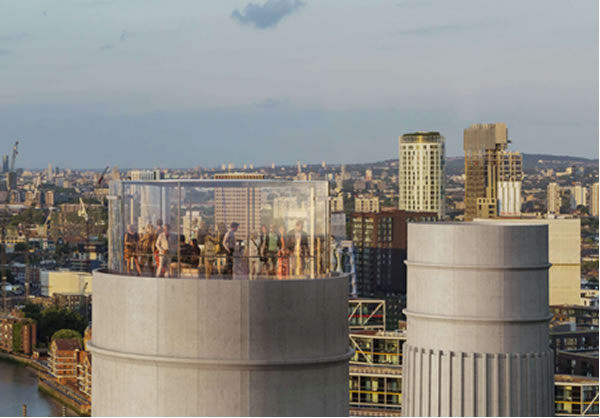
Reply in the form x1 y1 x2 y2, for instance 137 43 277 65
122 219 322 280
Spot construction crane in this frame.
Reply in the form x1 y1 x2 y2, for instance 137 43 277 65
3 141 19 203
78 198 91 269
97 166 110 186
0 211 8 314
78 197 88 221
44 209 54 227
29 176 41 207
10 141 18 173
42 208 54 238
18 223 31 300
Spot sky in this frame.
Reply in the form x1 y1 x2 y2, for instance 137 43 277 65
0 0 597 169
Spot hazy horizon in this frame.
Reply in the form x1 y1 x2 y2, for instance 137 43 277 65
12 150 599 172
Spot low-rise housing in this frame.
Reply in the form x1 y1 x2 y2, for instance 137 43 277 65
0 316 36 354
49 338 81 385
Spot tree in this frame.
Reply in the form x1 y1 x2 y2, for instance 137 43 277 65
51 329 82 343
1 269 15 284
23 303 43 322
8 208 47 226
12 322 23 352
37 307 87 346
582 260 599 275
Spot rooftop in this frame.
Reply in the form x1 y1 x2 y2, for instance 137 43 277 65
53 338 82 351
399 131 444 143
350 330 407 338
554 374 599 385
402 131 441 137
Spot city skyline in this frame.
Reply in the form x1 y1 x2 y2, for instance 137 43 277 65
1 149 598 172
0 0 597 168
0 1 597 417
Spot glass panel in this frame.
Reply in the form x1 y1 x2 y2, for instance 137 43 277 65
107 179 334 280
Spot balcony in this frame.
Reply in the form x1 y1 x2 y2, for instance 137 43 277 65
107 179 334 280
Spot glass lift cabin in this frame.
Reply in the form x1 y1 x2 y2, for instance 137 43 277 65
107 179 332 279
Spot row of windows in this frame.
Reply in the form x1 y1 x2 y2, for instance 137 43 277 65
350 377 402 392
350 392 401 406
400 190 442 194
400 159 441 163
402 143 443 149
400 151 443 156
400 164 442 168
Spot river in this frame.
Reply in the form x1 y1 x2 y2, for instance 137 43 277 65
0 359 78 417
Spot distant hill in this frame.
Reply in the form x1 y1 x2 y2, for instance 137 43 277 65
446 153 598 173
337 153 598 174
520 153 598 168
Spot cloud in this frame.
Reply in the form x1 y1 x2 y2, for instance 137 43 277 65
120 30 128 42
99 44 113 51
397 24 466 37
255 97 289 108
231 0 306 29
0 49 13 55
0 32 29 42
87 0 114 6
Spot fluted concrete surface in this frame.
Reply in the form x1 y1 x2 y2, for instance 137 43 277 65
402 223 554 417
90 272 351 416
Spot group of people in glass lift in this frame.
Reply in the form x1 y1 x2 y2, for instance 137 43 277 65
123 219 316 279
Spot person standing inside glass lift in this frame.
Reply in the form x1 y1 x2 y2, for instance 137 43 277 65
288 220 309 277
215 222 227 274
248 230 261 278
277 224 289 279
155 224 174 278
196 220 208 247
203 226 218 279
179 235 194 269
263 224 280 275
124 224 141 275
153 218 163 269
138 224 156 275
196 220 208 274
258 224 268 274
222 222 239 276
190 238 201 270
